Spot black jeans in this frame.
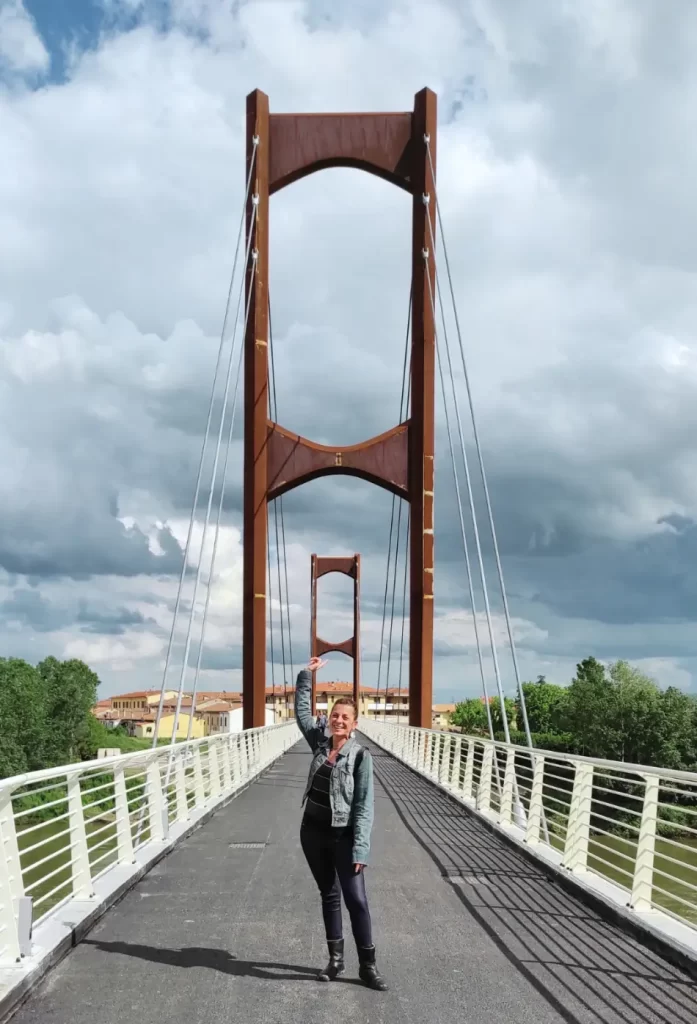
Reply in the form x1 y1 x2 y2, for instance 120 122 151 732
300 820 373 948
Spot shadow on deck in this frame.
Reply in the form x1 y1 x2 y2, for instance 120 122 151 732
7 741 697 1024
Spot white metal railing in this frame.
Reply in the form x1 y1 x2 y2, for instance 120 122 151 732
361 720 697 932
0 721 300 964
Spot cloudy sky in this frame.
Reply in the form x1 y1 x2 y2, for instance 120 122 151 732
1 0 696 703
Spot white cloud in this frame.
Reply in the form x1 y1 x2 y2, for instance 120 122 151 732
0 0 49 76
1 0 697 701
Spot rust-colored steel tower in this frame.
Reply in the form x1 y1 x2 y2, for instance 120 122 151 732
310 554 361 715
243 88 437 729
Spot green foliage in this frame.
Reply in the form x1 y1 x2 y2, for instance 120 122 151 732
450 695 516 736
0 656 105 781
450 698 489 735
0 658 49 773
455 656 697 777
39 656 100 766
516 679 570 734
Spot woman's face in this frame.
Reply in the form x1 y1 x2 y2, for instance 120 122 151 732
329 703 356 739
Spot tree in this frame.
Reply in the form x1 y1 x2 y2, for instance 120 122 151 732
450 698 490 735
38 657 100 766
565 657 620 758
0 658 47 773
608 660 663 765
516 679 569 734
654 687 697 771
490 696 516 734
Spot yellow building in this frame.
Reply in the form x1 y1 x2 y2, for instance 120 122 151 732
134 712 206 741
111 690 178 712
432 704 456 730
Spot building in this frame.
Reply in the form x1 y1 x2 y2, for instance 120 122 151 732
130 711 207 741
264 682 411 722
432 703 456 730
94 685 449 736
198 700 242 735
110 690 177 712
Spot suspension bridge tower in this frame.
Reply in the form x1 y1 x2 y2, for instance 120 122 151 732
310 554 361 714
242 88 437 730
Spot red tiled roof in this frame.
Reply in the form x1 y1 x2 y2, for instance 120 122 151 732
200 701 240 713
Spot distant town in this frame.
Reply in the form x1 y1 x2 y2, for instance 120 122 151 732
92 684 456 739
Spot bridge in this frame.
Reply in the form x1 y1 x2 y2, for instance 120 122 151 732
2 721 697 1023
3 87 697 1023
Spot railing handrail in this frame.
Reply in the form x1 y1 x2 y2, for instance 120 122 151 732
396 723 697 786
0 720 294 795
0 719 301 967
361 718 697 937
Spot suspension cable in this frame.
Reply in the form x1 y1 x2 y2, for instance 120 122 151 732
267 508 277 717
424 137 536 753
185 255 256 743
383 496 406 721
268 297 293 715
376 287 412 719
151 137 259 747
425 141 544 833
422 215 511 745
433 299 496 744
434 321 504 800
396 506 410 723
166 213 259 765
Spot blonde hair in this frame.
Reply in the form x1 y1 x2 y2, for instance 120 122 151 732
330 697 358 718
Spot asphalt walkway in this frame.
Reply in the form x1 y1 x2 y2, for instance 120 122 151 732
11 741 697 1024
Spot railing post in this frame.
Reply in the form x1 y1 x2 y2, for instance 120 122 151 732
500 749 516 825
462 739 475 800
68 775 95 899
146 761 165 842
477 744 494 813
0 789 23 905
630 775 660 911
174 752 189 822
0 799 22 963
429 734 438 777
449 736 462 789
439 737 451 787
191 745 205 806
209 743 222 799
563 762 593 873
241 734 250 781
220 739 233 792
526 755 546 845
230 736 240 788
114 767 135 865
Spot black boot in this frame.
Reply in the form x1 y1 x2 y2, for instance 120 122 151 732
318 938 345 982
357 945 388 991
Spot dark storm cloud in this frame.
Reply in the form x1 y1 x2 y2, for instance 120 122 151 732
76 601 154 635
0 588 71 633
0 516 182 580
186 643 242 673
0 588 155 637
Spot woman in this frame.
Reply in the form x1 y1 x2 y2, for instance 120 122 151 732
295 657 387 991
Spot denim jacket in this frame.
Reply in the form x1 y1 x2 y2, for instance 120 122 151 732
295 669 374 865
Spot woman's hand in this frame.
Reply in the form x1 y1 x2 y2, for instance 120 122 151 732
306 656 327 672
354 863 365 874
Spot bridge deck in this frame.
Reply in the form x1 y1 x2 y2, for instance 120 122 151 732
11 742 697 1024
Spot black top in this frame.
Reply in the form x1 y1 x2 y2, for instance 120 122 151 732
303 758 333 826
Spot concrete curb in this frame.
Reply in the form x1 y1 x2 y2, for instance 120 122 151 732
365 735 697 983
0 751 290 1024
